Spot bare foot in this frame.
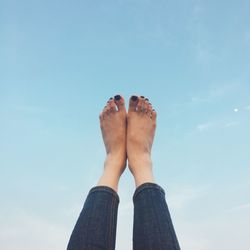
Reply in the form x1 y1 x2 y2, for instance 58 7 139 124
127 95 157 187
97 95 127 191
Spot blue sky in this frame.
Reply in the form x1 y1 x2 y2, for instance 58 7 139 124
1 0 250 249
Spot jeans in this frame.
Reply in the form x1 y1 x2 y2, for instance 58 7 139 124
67 183 180 250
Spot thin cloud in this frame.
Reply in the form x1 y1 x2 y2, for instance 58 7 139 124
224 121 239 128
190 84 240 105
195 120 239 132
196 122 214 131
229 202 250 212
191 96 212 104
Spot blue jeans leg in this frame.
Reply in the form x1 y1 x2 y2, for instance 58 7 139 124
133 183 181 250
67 186 119 250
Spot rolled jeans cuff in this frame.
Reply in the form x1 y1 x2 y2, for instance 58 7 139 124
133 182 165 202
89 185 120 203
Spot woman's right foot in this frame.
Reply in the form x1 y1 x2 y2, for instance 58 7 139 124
127 95 157 187
97 95 127 191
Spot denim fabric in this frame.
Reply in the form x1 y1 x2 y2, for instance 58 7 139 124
133 183 181 250
67 183 180 250
67 186 119 250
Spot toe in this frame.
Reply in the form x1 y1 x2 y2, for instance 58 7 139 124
129 95 139 112
144 98 152 114
137 96 145 112
103 105 110 117
106 97 113 105
114 94 126 112
151 109 157 120
108 99 117 112
147 101 153 111
141 96 148 113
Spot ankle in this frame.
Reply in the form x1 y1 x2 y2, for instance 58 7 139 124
97 154 126 192
133 166 155 188
134 172 155 187
104 153 126 173
128 153 152 171
97 169 121 192
128 154 155 187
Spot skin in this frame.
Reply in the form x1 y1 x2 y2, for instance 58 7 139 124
97 95 157 192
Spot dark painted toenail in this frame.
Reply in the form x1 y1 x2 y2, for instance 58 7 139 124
149 102 152 105
131 96 138 101
114 95 121 101
109 97 113 100
140 96 145 98
145 98 149 101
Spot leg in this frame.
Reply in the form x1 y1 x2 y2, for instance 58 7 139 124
133 183 180 250
67 186 119 250
67 95 127 250
127 96 181 250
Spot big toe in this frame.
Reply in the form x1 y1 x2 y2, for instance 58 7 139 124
128 95 139 112
114 94 126 112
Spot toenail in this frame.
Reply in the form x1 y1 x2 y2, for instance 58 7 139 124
109 97 113 100
149 103 152 105
131 96 138 101
140 96 145 98
145 98 149 101
114 95 121 101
